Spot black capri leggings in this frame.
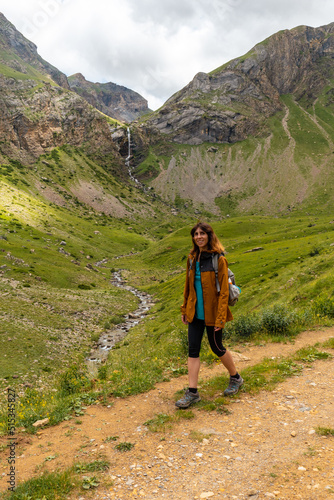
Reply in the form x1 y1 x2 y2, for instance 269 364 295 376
188 317 227 358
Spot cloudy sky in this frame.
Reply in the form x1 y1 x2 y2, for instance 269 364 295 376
1 0 334 109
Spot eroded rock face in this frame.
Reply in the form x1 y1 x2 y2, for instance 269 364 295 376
142 23 334 144
68 73 150 123
0 13 148 164
0 76 120 164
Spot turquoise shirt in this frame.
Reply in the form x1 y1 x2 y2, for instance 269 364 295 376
194 261 205 320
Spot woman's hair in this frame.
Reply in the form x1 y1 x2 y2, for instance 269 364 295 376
190 222 224 257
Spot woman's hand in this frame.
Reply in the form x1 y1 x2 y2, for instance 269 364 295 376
181 314 188 325
214 326 222 332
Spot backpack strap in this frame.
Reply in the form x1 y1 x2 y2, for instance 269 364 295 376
188 254 194 277
212 253 220 293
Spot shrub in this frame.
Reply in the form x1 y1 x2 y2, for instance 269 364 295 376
261 304 295 335
230 313 262 339
59 365 91 395
115 441 134 451
78 284 91 290
312 294 334 318
98 365 107 380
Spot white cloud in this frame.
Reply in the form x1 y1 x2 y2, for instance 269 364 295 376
1 0 334 109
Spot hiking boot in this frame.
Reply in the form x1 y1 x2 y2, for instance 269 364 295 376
175 389 201 408
223 376 244 396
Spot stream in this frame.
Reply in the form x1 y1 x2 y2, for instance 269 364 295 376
86 271 154 375
85 129 154 375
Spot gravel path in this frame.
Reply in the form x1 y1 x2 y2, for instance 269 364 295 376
0 328 333 500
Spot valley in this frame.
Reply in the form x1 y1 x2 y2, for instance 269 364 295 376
0 12 334 499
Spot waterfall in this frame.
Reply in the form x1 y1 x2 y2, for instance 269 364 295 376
125 127 143 187
126 127 131 163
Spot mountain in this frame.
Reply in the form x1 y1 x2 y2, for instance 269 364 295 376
133 23 334 215
68 73 150 123
141 23 334 145
0 13 167 223
0 13 69 89
0 13 150 168
0 13 127 167
2 12 334 217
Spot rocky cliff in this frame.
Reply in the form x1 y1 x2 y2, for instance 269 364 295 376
141 23 334 145
0 75 124 165
68 73 150 123
0 13 128 166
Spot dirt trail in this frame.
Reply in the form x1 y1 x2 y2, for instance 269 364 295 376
1 327 334 500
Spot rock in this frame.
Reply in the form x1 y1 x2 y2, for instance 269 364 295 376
32 417 49 428
142 24 334 146
230 351 251 361
0 26 122 166
244 247 264 253
68 72 149 122
200 493 214 499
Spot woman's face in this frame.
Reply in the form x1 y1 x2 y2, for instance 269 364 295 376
193 228 209 250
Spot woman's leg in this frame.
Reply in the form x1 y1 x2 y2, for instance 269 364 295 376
207 327 238 375
175 318 204 408
188 356 201 388
207 327 243 395
219 350 237 375
187 317 205 388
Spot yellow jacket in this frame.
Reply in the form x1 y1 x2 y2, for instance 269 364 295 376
181 251 233 328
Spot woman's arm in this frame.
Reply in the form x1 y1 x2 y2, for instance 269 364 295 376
180 255 191 316
215 255 230 329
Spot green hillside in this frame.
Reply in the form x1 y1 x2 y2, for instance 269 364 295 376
1 147 334 432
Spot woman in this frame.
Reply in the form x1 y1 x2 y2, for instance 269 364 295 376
176 222 243 408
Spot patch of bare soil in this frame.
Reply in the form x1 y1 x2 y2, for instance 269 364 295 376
1 328 334 500
70 180 128 217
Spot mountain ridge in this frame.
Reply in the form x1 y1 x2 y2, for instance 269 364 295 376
2 13 334 216
0 12 69 88
140 23 334 145
68 72 150 123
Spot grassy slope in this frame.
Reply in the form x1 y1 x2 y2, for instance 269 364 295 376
1 149 334 433
0 146 192 411
99 214 334 397
0 46 57 85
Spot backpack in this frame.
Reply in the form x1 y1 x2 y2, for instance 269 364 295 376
188 253 240 306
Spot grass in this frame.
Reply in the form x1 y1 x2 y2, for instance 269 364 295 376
74 459 109 473
3 458 111 499
3 468 78 499
114 441 134 451
199 344 332 401
1 209 334 432
144 410 195 432
316 426 334 436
